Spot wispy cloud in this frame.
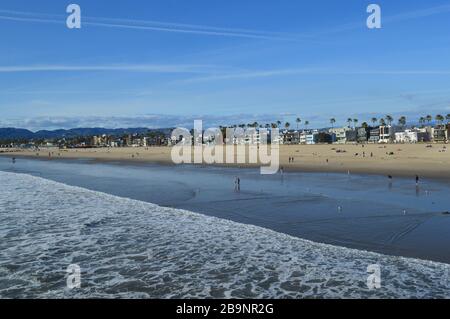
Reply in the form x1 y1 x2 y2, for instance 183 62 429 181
300 4 450 38
0 9 295 40
178 68 450 83
0 64 226 74
1 3 449 42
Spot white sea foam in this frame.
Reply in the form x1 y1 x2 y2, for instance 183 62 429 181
0 171 449 299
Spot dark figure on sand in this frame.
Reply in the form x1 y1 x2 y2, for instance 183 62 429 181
416 175 420 185
235 177 241 192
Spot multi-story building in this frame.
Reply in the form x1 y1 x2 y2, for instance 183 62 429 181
433 125 447 143
329 127 351 144
357 127 370 143
379 125 396 143
282 131 301 144
395 129 431 143
369 127 380 143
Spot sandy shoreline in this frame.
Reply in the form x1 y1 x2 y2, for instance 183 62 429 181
2 143 450 179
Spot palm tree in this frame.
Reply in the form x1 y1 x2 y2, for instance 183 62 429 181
361 122 369 129
353 118 358 128
371 117 378 126
271 123 278 129
385 115 393 126
296 118 301 130
426 115 433 125
419 117 425 127
446 114 450 124
330 118 336 129
398 116 406 127
304 121 310 130
347 118 353 127
285 122 291 130
379 118 386 126
277 121 282 128
436 114 445 126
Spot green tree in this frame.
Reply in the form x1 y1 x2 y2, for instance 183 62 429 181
385 115 393 126
304 121 310 130
296 118 301 130
330 118 336 129
347 118 353 127
436 114 445 126
419 117 425 127
371 117 378 126
398 116 406 127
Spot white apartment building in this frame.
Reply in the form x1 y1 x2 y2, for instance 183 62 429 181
395 130 419 143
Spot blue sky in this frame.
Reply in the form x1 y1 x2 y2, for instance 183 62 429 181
1 0 450 130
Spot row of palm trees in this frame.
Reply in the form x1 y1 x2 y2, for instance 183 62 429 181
226 114 450 132
329 114 450 129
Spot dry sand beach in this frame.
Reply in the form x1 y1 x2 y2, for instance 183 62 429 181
2 143 450 179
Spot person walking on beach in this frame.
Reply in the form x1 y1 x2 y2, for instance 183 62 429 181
234 177 241 192
416 175 420 185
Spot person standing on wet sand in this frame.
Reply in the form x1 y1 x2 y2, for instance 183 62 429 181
234 177 241 192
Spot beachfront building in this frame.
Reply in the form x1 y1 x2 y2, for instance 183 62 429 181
379 125 396 143
316 132 335 144
305 131 319 145
433 125 449 143
329 127 351 144
282 130 301 144
299 131 310 144
357 127 370 143
395 130 419 143
395 129 431 143
345 129 357 143
369 127 380 143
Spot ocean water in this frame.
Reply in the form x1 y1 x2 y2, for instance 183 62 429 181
0 170 449 299
3 157 450 264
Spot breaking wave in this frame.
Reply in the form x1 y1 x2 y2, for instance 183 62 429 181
0 171 449 299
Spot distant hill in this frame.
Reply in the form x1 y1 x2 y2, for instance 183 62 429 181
0 127 172 141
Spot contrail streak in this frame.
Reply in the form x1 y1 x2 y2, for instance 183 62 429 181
0 9 295 40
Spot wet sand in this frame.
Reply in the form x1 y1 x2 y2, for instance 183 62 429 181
2 143 450 179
